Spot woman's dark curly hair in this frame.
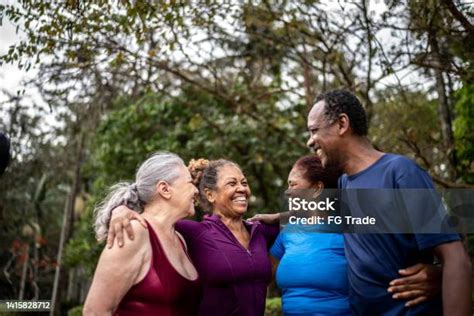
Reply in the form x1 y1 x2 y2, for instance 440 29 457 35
188 158 241 211
293 155 341 189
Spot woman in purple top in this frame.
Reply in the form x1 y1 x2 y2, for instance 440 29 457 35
109 158 279 316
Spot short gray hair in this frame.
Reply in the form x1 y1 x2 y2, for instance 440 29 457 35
94 152 184 241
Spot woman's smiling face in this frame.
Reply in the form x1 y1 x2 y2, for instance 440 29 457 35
208 164 251 217
287 166 313 190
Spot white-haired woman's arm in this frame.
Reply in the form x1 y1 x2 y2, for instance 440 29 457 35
84 221 149 315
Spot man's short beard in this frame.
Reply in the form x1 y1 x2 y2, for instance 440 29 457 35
323 149 344 172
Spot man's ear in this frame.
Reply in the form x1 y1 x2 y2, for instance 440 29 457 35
204 188 216 204
156 181 172 200
337 113 350 136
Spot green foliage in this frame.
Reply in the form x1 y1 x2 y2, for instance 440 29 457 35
87 87 309 213
64 206 102 275
265 297 282 316
453 83 474 183
370 89 448 176
67 305 83 316
0 97 74 299
407 0 474 82
2 0 473 310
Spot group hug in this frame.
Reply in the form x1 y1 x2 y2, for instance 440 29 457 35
82 90 471 316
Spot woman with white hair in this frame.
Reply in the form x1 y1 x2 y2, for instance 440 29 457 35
83 152 200 316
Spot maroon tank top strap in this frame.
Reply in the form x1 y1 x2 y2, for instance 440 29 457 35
115 222 201 315
176 233 193 261
144 219 195 279
144 219 172 271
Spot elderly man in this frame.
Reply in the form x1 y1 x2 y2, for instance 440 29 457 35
306 89 471 316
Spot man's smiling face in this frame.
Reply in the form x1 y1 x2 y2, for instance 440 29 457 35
306 100 341 169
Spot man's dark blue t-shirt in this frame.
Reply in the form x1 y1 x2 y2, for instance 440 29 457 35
340 153 460 316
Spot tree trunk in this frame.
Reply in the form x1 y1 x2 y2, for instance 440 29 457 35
33 174 47 300
361 0 374 125
428 33 457 179
50 134 84 315
18 244 29 300
32 240 39 299
302 44 314 109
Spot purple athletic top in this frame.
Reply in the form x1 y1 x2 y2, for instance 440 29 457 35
176 214 279 316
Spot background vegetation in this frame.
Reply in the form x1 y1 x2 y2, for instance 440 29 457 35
0 0 472 314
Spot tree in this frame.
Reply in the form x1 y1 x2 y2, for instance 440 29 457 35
0 93 69 301
453 83 474 184
1 1 473 311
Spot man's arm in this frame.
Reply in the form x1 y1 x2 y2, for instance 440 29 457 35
433 241 472 316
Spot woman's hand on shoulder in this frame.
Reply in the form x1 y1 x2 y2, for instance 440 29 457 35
103 220 149 267
247 213 280 225
107 205 147 248
99 220 150 289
